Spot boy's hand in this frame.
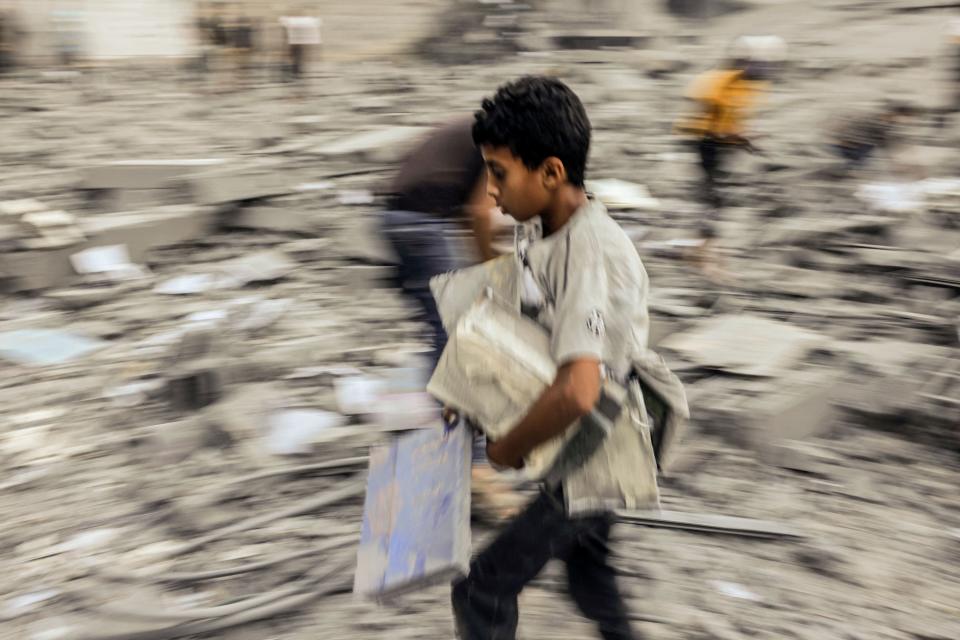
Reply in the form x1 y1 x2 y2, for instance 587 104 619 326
486 439 523 470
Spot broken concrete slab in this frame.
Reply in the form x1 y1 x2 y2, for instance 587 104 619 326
213 250 297 287
746 368 843 458
313 127 427 164
660 314 827 377
187 168 291 205
98 188 176 213
230 206 321 235
81 159 226 190
0 206 216 291
283 238 333 263
69 244 141 277
81 207 214 256
0 199 47 218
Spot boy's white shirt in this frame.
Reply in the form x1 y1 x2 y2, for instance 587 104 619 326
513 199 659 514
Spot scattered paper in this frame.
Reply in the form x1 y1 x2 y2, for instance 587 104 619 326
266 410 347 455
155 274 216 295
0 590 59 620
335 375 386 415
337 190 375 205
660 314 825 377
296 181 335 192
70 245 131 274
710 580 762 602
855 182 924 213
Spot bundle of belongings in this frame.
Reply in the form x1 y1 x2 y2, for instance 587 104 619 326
428 255 689 516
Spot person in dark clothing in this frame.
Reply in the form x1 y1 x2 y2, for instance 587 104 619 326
0 11 13 75
231 14 255 85
381 119 497 370
829 101 914 174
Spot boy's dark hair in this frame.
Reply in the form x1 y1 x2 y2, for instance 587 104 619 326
472 76 591 188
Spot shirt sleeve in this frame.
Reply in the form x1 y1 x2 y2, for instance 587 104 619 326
549 233 610 365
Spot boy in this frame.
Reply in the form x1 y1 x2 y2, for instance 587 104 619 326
452 76 648 640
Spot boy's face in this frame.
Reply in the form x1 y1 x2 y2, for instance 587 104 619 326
480 145 553 222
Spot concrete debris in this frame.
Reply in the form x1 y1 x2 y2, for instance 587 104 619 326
660 314 827 377
0 4 957 639
313 127 427 164
230 206 321 235
81 159 226 190
0 199 48 217
266 410 348 455
69 244 147 281
0 328 107 366
587 179 661 211
187 167 291 205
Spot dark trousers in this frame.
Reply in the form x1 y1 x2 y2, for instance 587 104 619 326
697 137 730 239
452 488 638 640
832 143 874 171
288 44 305 79
381 210 460 371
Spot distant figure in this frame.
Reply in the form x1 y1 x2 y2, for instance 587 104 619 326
194 3 216 76
0 9 14 75
279 14 321 82
828 101 915 176
675 36 784 277
52 6 85 69
946 18 960 118
381 119 498 371
231 13 255 85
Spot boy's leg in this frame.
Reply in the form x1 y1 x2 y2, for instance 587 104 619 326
452 489 585 640
564 517 639 640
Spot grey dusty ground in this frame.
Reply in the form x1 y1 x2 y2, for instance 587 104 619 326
0 1 957 639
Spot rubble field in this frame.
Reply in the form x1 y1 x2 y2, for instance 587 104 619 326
0 2 957 638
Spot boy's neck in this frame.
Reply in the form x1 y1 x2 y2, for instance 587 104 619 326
541 186 588 237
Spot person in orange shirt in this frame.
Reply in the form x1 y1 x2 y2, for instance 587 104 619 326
677 38 777 240
676 38 785 282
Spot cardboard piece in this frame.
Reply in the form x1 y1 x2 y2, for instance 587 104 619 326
354 424 471 599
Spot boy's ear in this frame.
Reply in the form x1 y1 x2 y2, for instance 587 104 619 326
540 157 567 189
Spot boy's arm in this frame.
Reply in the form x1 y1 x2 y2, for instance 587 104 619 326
486 358 601 469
